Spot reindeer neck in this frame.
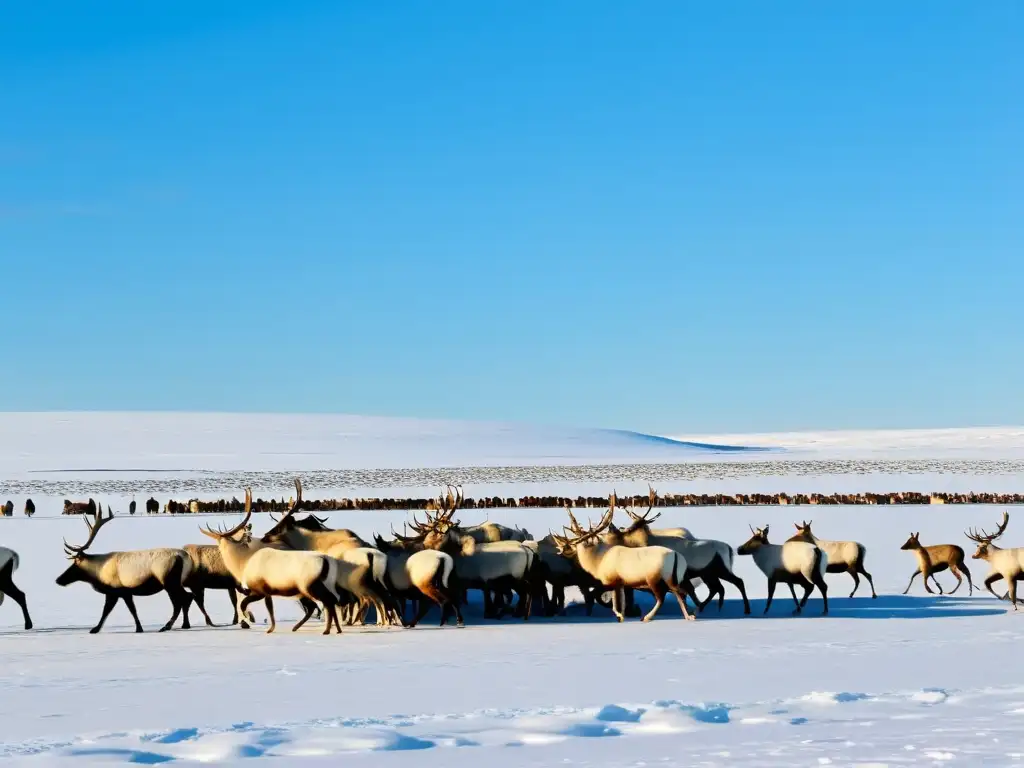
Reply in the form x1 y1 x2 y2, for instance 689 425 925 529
217 537 256 580
574 541 608 576
75 553 113 580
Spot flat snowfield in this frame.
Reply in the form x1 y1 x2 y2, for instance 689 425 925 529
3 415 1024 766
2 503 1024 767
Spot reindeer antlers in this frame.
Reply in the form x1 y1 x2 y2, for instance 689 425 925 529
625 484 662 526
200 488 253 541
966 510 1010 544
64 505 115 558
561 497 614 545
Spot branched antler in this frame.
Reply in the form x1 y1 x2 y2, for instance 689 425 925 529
966 510 1010 544
63 505 115 558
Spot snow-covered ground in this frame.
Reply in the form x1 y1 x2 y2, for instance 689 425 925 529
3 414 1024 766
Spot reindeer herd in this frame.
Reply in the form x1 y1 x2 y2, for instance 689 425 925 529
3 482 1024 634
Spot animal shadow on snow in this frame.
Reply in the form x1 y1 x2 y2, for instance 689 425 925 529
691 593 1004 621
542 592 1004 622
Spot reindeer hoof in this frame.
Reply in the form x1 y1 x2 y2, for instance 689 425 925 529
265 627 275 634
685 614 696 621
239 621 250 630
24 621 33 630
89 627 101 634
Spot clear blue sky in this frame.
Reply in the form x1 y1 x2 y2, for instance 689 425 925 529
1 2 1020 434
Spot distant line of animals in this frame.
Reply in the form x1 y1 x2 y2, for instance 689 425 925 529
1 483 1021 634
2 490 1023 518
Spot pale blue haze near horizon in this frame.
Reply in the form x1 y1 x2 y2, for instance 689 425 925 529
1 2 1020 434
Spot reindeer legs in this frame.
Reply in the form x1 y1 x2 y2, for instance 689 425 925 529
263 597 277 633
905 569 921 598
90 594 121 634
0 562 31 630
764 578 777 614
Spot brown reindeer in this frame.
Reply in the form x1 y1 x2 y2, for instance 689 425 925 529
900 532 976 596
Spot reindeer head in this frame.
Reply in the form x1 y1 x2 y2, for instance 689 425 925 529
737 524 771 555
260 479 306 544
551 499 615 556
385 523 428 552
787 520 814 543
56 505 116 586
966 511 1009 560
408 485 464 550
619 485 661 539
900 532 922 551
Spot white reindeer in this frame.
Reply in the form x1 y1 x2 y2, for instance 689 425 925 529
966 511 1024 608
0 546 32 629
787 520 876 599
414 487 538 619
55 507 194 634
199 488 345 634
608 487 749 615
373 532 465 627
737 525 828 616
553 505 696 623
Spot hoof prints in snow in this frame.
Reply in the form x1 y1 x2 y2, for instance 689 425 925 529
10 684 1024 765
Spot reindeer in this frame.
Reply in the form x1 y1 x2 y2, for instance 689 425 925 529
737 524 828 616
63 499 97 516
146 497 159 515
966 511 1024 608
609 487 750 615
261 480 369 552
900 532 976 596
2 501 12 517
200 487 345 634
787 520 876 599
261 480 400 626
415 487 537 619
55 507 195 633
24 499 35 518
182 522 255 626
529 532 605 617
373 531 465 627
552 504 696 623
0 547 32 629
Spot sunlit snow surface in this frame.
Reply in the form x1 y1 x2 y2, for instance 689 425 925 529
3 414 1024 766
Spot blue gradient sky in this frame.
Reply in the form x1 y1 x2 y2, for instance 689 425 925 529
1 2 1020 433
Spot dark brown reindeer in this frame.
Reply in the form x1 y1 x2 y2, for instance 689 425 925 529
63 499 97 516
900 532 976 596
55 507 195 634
0 546 32 629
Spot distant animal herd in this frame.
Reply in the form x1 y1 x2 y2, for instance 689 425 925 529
1 490 1019 518
0 483 1021 634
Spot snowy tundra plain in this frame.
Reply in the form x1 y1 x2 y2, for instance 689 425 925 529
3 414 1024 767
